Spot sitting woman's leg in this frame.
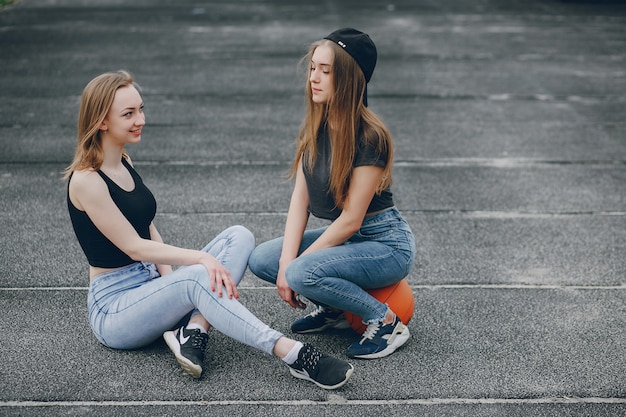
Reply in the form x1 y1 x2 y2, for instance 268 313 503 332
86 225 353 388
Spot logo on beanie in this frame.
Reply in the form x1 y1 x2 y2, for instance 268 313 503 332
324 28 377 83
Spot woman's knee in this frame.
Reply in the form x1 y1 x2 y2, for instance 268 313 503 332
228 225 255 251
248 244 263 274
284 261 317 294
249 240 279 276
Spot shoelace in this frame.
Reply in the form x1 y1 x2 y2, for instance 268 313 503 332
297 345 321 371
360 321 382 341
187 331 208 350
308 305 326 317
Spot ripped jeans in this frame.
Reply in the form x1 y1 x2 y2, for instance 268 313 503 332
249 207 416 324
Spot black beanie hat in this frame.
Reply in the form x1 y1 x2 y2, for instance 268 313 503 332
324 28 377 83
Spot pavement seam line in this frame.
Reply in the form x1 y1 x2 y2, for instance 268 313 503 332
1 285 624 291
1 397 625 407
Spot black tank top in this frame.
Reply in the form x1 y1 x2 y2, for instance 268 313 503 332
67 158 157 268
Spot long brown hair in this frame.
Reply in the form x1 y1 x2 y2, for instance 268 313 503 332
62 70 137 179
290 40 393 208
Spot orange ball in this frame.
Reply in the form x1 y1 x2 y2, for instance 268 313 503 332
344 278 415 334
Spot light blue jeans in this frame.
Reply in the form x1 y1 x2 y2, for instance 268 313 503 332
87 225 283 353
249 207 416 324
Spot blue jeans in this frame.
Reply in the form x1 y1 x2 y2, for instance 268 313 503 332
88 225 283 353
249 207 416 324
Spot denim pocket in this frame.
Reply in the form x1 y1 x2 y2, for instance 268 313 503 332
357 221 395 240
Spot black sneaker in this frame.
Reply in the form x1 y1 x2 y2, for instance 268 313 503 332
346 315 410 359
163 326 208 378
291 305 351 334
288 343 354 390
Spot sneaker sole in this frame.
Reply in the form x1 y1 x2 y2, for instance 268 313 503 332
349 324 411 359
292 319 352 334
163 331 203 378
289 364 355 390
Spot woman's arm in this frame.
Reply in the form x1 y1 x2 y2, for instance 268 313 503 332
277 161 310 308
70 171 237 298
301 165 383 256
149 222 173 276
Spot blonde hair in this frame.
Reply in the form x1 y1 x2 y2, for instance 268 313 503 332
291 40 393 208
62 70 137 179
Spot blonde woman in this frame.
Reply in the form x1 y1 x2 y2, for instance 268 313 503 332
64 70 353 389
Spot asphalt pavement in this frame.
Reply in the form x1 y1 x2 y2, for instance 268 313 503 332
0 0 625 416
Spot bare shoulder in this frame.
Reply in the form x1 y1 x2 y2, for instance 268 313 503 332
70 169 101 189
68 169 107 210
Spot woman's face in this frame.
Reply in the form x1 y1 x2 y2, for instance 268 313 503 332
309 44 334 104
101 85 145 145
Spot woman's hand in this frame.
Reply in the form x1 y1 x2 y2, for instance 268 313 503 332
276 267 306 309
200 254 239 299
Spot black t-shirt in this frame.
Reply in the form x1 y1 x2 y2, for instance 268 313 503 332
303 123 394 221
